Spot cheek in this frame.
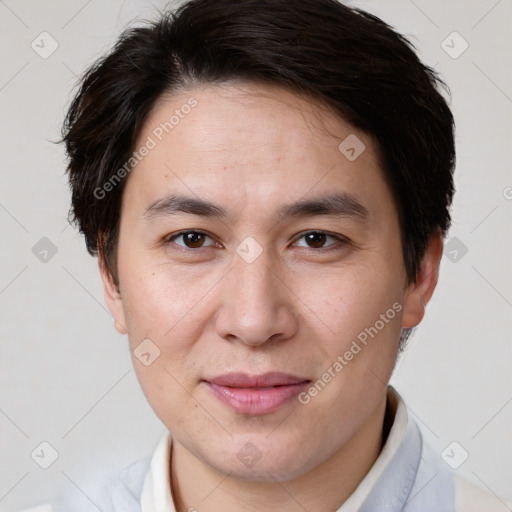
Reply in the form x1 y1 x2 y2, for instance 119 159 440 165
118 260 225 407
306 263 404 341
118 264 212 426
119 253 215 335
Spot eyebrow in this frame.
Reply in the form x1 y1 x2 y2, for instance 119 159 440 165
142 192 369 222
277 192 368 221
143 194 228 220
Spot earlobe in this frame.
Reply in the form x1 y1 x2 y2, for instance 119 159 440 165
98 255 128 335
401 232 443 329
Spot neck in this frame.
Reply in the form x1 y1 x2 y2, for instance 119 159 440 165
171 391 388 512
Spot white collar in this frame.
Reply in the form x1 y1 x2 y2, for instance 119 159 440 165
338 385 408 511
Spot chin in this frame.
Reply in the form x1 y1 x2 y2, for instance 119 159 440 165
202 440 321 483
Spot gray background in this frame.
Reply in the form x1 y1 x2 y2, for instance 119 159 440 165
0 0 511 509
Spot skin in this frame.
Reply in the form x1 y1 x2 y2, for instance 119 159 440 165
100 81 442 512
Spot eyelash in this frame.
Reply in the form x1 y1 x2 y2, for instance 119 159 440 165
164 229 349 252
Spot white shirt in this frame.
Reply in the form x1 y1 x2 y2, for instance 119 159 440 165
23 386 509 511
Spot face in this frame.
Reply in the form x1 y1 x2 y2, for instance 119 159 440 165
101 82 438 482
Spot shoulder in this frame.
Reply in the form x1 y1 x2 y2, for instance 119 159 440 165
397 413 510 512
453 474 512 512
409 437 510 512
17 506 53 512
18 457 151 512
98 456 152 509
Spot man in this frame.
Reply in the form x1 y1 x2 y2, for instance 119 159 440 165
23 0 509 510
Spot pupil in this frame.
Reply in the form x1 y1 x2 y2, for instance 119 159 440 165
186 232 203 247
307 232 325 248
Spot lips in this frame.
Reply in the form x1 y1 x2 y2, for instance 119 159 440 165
207 372 309 388
203 372 311 415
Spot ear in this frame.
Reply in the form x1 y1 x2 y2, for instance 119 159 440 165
401 231 444 329
98 254 128 335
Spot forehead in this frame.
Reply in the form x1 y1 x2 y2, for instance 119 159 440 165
121 81 392 223
145 82 353 162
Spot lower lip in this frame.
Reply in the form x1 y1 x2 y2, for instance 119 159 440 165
205 381 310 415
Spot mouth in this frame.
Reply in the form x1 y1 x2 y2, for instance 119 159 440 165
202 372 311 415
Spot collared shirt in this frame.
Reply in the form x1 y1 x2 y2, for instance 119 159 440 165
25 386 509 511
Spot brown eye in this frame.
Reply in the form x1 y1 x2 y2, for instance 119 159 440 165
183 232 206 248
295 231 340 250
305 232 327 248
167 230 216 249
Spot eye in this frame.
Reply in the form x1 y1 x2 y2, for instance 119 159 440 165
293 230 345 250
166 230 217 249
164 229 347 252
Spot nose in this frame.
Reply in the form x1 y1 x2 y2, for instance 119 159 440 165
215 250 299 347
